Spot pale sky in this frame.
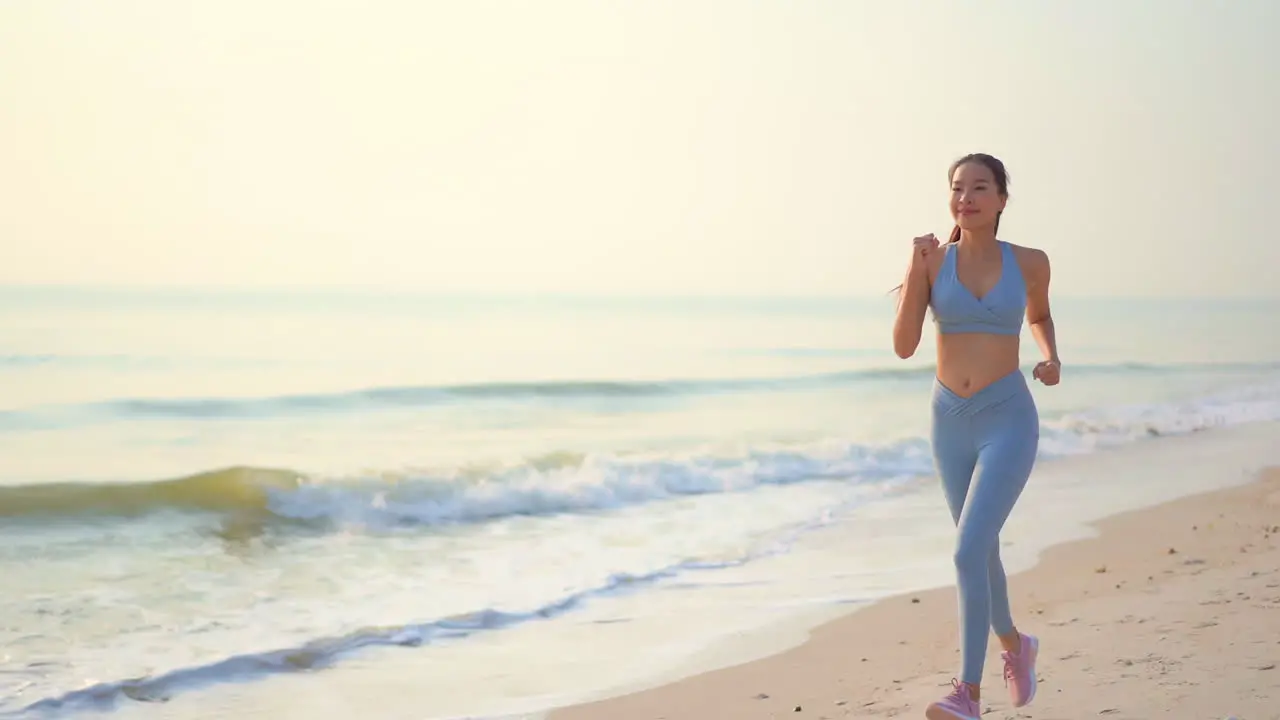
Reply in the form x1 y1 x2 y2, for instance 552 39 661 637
1 0 1277 297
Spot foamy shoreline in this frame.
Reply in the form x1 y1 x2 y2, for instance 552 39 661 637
547 422 1280 720
37 422 1280 720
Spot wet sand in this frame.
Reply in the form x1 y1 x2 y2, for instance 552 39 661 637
551 466 1280 719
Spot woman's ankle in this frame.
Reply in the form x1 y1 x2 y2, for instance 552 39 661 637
997 628 1022 653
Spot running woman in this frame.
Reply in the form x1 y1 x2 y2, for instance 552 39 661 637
891 153 1060 719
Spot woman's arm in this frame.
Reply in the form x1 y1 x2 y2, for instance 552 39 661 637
1024 249 1057 361
892 261 932 359
1024 248 1061 384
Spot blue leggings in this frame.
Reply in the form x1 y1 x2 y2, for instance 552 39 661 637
931 370 1039 685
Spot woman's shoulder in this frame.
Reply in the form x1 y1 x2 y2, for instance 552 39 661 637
925 241 949 282
1003 241 1050 282
1004 241 1049 264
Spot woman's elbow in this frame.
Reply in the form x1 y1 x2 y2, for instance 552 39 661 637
892 306 925 359
892 333 919 359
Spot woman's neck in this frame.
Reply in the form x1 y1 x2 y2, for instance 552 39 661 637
957 228 999 253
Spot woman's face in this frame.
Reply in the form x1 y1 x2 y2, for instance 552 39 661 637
949 161 1006 231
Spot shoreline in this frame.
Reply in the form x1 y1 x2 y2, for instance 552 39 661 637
549 459 1280 718
43 423 1279 720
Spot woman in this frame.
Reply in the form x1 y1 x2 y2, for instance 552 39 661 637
892 153 1060 719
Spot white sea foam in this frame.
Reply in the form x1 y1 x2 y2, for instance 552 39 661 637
6 381 1280 717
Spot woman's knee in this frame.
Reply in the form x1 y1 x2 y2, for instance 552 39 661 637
952 534 991 577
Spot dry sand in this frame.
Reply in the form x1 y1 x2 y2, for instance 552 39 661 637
551 467 1280 720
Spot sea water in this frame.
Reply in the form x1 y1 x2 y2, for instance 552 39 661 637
1 288 1277 718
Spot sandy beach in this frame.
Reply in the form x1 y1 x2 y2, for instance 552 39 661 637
552 465 1280 720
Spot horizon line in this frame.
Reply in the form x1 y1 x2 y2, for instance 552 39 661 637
0 283 1274 303
0 279 1274 298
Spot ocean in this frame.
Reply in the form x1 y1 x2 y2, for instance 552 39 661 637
2 287 1278 718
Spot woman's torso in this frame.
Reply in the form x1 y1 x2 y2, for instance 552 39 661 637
928 240 1028 398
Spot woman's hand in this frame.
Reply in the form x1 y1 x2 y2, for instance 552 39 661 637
909 233 940 276
1032 359 1060 386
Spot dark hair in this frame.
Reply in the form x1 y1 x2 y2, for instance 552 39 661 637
891 153 1010 296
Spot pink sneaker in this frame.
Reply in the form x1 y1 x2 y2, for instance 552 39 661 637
1002 632 1039 707
925 679 981 720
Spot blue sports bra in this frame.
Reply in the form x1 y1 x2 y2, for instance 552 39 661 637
930 240 1026 336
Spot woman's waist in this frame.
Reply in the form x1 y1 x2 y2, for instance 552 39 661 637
935 336 1022 396
932 368 1033 417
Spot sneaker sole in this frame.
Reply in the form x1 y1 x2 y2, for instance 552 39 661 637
925 706 980 720
1017 635 1040 707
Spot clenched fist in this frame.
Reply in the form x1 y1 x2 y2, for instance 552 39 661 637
909 233 940 276
1033 359 1061 386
